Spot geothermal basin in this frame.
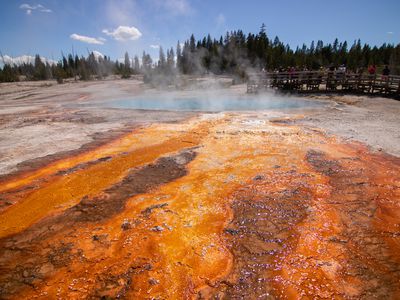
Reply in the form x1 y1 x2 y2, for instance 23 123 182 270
0 79 399 299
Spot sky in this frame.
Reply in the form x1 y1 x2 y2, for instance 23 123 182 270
1 0 399 62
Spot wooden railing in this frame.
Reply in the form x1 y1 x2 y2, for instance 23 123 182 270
247 71 400 98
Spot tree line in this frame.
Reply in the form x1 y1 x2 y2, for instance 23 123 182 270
174 24 400 76
1 24 399 83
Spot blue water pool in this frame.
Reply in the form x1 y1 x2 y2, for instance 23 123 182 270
101 94 322 112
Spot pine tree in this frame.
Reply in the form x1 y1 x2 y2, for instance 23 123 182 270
158 46 166 70
123 51 131 78
167 47 175 72
0 64 19 82
34 55 47 80
133 55 140 74
189 34 196 52
141 51 152 71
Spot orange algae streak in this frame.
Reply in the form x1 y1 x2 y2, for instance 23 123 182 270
122 133 273 298
2 114 400 299
271 143 400 299
0 130 135 193
0 119 213 238
12 114 303 299
0 124 189 193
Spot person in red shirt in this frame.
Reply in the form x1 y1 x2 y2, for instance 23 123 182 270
368 64 376 75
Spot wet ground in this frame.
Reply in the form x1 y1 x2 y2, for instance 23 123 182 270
0 110 399 299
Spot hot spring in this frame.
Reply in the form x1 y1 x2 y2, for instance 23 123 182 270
98 92 323 112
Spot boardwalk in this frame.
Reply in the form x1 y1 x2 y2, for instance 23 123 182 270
247 71 400 98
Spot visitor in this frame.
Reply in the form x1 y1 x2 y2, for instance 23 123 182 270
288 66 295 80
327 65 335 79
368 64 376 75
382 65 390 80
338 64 346 73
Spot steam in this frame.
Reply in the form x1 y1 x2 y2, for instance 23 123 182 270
128 38 316 112
109 37 317 112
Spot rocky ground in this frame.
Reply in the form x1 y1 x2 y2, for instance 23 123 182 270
300 94 400 157
0 78 399 299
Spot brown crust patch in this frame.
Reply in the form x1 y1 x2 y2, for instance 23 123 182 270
198 170 314 298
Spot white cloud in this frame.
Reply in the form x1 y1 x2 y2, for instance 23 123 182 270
70 34 105 45
20 4 30 9
152 0 192 16
104 0 139 26
387 31 394 35
150 45 160 49
19 3 52 15
1 55 56 66
102 26 142 41
165 0 192 15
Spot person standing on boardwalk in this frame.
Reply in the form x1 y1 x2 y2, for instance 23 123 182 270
368 64 376 75
382 65 390 80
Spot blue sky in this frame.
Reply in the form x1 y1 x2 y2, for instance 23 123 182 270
1 0 399 61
